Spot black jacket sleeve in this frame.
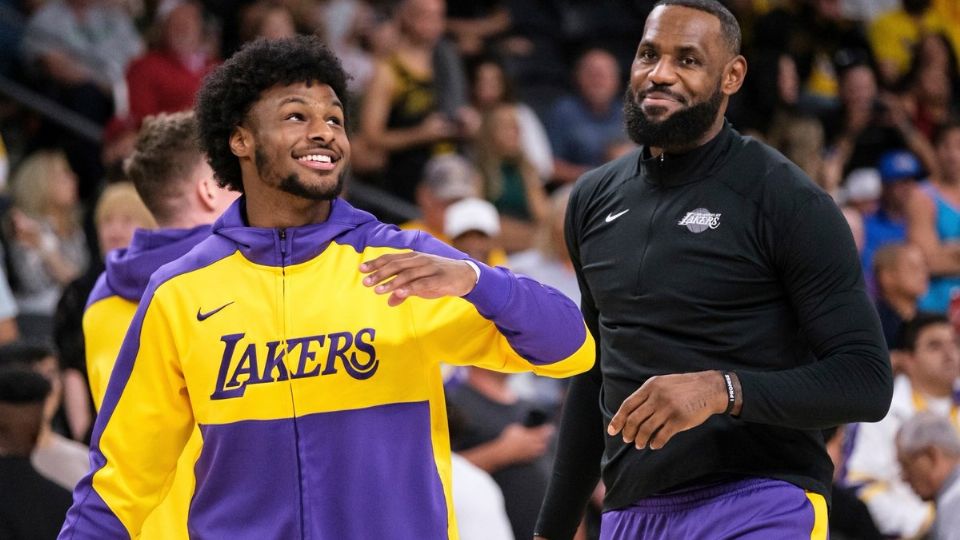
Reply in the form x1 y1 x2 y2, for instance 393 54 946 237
737 192 893 428
534 183 606 540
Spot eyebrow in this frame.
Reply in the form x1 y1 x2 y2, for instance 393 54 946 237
278 96 344 111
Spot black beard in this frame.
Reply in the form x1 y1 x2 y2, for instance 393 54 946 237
623 85 725 151
255 147 344 201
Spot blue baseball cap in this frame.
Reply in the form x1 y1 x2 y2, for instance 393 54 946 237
878 150 923 183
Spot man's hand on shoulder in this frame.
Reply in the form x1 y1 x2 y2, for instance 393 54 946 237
360 252 478 306
607 371 740 451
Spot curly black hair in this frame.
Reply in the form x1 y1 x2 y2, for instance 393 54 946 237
195 35 349 192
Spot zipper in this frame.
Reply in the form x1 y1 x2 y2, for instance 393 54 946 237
634 188 664 295
279 228 307 538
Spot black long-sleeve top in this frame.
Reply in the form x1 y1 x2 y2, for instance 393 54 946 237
535 122 893 539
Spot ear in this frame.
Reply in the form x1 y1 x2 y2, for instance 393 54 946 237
197 176 217 212
722 55 748 97
229 125 253 159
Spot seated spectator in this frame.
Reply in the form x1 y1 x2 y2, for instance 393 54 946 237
508 185 578 306
825 425 883 540
400 154 507 266
444 197 502 266
873 242 929 355
446 400 514 540
54 182 155 442
125 0 219 125
0 367 73 539
897 412 960 540
841 167 882 214
907 120 960 313
861 150 923 280
0 341 87 491
475 103 548 253
845 313 960 538
546 48 623 185
896 33 960 141
868 0 960 87
6 150 89 332
469 56 553 180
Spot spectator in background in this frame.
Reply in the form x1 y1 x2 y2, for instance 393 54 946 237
753 0 870 106
873 242 928 354
0 341 87 491
469 56 553 180
238 1 297 44
20 0 144 196
907 120 960 313
861 150 923 281
6 150 88 335
0 368 72 540
896 33 960 141
846 313 960 539
125 1 219 125
824 425 883 540
508 185 578 306
475 102 548 253
445 197 502 268
897 412 960 540
546 48 623 185
0 134 19 345
359 0 477 202
446 399 515 540
445 0 511 58
821 59 937 178
841 167 883 215
868 0 960 87
54 182 155 443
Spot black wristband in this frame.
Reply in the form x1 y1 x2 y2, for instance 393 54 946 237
722 371 736 415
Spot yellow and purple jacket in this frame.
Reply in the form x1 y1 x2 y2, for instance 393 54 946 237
60 198 594 539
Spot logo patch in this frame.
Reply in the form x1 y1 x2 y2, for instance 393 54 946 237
605 209 630 223
678 208 721 233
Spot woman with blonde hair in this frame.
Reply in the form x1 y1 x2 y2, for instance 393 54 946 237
474 102 548 253
7 150 89 323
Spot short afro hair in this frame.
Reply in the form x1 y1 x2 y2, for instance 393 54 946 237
195 36 349 193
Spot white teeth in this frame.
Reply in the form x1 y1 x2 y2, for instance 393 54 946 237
298 154 333 163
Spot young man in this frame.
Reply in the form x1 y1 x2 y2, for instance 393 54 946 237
82 111 237 539
60 36 593 539
536 1 892 539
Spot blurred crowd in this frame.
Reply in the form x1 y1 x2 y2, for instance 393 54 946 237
0 0 959 539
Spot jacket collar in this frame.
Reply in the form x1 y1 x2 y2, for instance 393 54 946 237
637 120 735 187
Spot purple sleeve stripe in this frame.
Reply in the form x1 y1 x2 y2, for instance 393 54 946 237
464 263 587 365
60 237 238 539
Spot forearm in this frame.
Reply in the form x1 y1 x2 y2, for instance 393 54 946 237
458 441 512 473
462 261 591 367
535 364 605 540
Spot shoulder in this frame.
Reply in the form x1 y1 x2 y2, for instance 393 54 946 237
336 220 465 260
144 235 238 303
572 149 640 205
717 132 829 223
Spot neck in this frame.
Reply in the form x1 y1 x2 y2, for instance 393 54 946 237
467 370 515 405
915 378 953 399
651 115 726 157
242 180 334 228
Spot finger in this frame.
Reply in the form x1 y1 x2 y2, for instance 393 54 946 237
634 412 669 450
371 264 438 295
608 391 650 436
359 252 414 275
361 254 420 286
648 420 680 450
620 401 656 444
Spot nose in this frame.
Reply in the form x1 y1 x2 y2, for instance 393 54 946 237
647 56 678 86
309 119 334 144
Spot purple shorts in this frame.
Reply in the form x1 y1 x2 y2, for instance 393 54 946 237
600 477 828 540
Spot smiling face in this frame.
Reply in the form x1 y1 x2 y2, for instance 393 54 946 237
231 82 350 205
624 5 745 151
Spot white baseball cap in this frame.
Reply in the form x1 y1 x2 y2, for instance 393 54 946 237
444 198 501 239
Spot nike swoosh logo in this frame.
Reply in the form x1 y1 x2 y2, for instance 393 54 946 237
197 301 234 321
605 209 630 223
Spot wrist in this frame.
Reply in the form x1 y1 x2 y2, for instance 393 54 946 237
718 370 742 416
462 260 481 293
